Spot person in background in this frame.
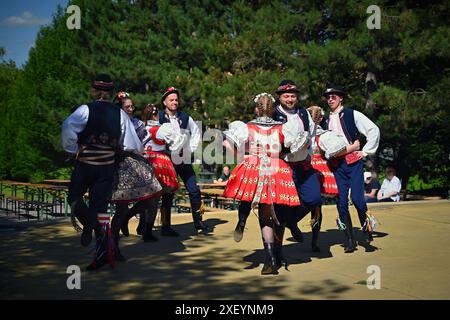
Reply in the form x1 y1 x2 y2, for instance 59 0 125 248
378 166 401 202
214 165 230 183
139 103 187 240
112 92 152 239
364 171 380 203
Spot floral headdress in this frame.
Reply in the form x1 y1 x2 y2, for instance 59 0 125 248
254 92 275 103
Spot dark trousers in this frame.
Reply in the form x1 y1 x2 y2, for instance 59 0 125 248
333 159 368 226
68 162 115 231
286 162 323 227
161 163 201 213
291 163 323 209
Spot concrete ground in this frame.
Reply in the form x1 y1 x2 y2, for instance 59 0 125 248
0 200 449 300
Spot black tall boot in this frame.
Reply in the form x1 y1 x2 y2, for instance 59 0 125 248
143 207 158 242
117 204 133 237
71 199 94 247
234 202 251 242
287 205 309 243
114 236 127 262
273 223 287 270
136 214 145 236
86 228 110 271
311 207 322 252
261 242 278 275
160 207 179 237
340 214 357 253
192 201 211 232
111 212 126 262
359 210 374 244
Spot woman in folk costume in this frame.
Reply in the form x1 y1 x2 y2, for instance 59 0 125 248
126 103 187 241
309 106 342 197
110 93 162 253
223 93 306 275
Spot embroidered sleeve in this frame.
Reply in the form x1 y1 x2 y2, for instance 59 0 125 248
223 121 248 148
156 123 188 152
317 130 349 159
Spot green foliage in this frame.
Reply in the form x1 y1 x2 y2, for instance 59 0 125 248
0 0 448 191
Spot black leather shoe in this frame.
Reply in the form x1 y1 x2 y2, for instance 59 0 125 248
121 224 130 237
114 239 126 262
344 238 357 253
136 217 145 236
288 224 304 243
233 221 245 242
364 232 374 244
312 244 321 253
194 220 211 232
86 254 108 271
115 249 127 262
274 245 288 270
161 225 179 237
81 227 93 247
143 222 159 242
143 233 158 242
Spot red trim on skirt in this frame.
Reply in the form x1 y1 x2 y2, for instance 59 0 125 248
223 155 300 206
311 153 338 195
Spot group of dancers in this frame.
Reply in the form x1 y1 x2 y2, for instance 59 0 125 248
61 74 380 273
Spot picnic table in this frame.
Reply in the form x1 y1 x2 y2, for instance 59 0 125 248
1 182 66 220
44 179 70 186
198 182 227 189
200 188 237 208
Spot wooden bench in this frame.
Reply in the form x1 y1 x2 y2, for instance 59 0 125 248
5 196 54 221
176 203 226 213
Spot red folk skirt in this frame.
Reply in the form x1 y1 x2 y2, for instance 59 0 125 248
311 153 338 196
223 155 300 206
146 151 179 193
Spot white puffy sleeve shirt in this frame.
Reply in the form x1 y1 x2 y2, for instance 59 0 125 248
61 104 143 153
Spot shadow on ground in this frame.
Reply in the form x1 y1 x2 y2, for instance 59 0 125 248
0 216 387 300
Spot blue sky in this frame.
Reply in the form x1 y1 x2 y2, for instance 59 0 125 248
0 0 69 67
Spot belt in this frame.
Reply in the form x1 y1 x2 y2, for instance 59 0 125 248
76 144 116 165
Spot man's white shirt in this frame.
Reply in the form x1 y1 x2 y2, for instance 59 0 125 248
61 104 143 154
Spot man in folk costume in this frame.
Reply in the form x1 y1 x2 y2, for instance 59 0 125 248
62 74 143 270
233 80 323 252
158 87 211 235
321 84 380 252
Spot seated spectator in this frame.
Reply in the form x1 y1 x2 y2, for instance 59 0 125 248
378 166 402 202
364 171 380 203
214 165 230 183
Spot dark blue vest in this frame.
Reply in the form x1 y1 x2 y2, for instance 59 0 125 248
322 107 359 143
159 110 190 130
77 101 121 148
272 105 309 131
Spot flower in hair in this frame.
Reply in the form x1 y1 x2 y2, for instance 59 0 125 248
254 92 275 103
117 91 130 100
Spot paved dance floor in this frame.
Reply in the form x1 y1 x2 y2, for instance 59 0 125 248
1 200 449 299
